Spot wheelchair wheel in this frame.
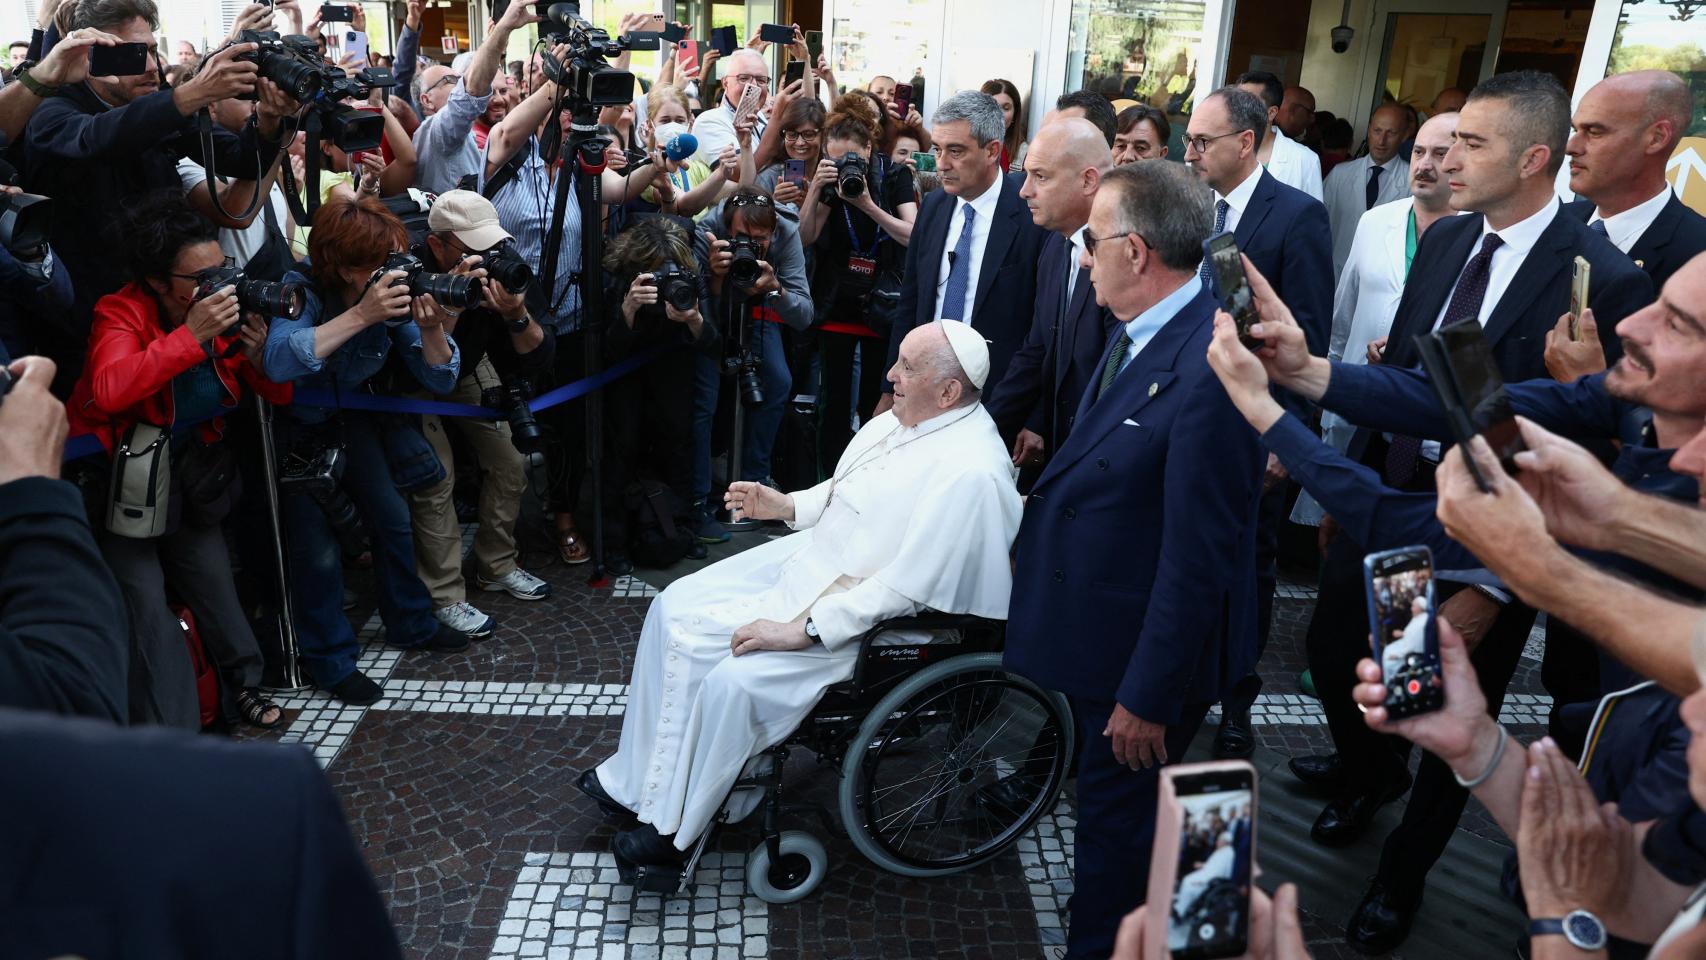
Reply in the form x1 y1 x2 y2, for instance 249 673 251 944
838 652 1073 877
745 830 829 904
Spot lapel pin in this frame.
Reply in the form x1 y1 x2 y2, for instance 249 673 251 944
1148 382 1159 397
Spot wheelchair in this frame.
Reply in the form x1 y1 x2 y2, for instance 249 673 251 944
615 613 1075 903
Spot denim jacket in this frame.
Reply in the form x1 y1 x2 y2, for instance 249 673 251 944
262 270 460 423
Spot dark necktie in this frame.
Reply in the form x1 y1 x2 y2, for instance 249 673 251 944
1198 199 1230 284
1096 329 1134 402
1590 219 1610 239
940 205 978 321
1385 232 1506 487
1365 163 1383 210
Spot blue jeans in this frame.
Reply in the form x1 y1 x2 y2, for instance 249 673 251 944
690 318 792 497
282 414 440 688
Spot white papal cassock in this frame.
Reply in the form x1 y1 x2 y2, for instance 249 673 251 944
597 402 1023 849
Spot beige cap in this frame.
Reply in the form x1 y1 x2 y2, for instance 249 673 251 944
938 319 990 391
427 189 513 251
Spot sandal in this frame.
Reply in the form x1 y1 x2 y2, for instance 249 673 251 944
556 517 591 565
236 688 283 729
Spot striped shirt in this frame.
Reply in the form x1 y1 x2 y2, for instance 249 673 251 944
479 137 582 332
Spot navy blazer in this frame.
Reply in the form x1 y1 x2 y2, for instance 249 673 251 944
1227 170 1334 358
1562 194 1706 293
887 172 1050 397
984 230 1121 452
1005 286 1265 723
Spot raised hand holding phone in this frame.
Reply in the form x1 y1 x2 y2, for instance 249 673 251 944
1362 547 1444 718
1145 762 1257 960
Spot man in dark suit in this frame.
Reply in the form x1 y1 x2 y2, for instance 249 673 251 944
878 90 1050 416
985 117 1120 469
1183 85 1335 759
1004 161 1264 959
1286 70 1651 954
1551 69 1706 382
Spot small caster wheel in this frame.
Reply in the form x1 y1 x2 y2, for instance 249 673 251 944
744 830 828 903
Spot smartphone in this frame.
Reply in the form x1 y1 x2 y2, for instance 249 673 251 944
342 28 368 63
734 81 761 123
913 151 936 173
1416 322 1526 492
319 4 354 22
759 23 793 45
677 39 700 75
1569 255 1591 342
805 30 824 65
1147 762 1255 960
87 41 152 77
710 25 738 57
1204 234 1262 351
784 59 806 86
625 31 661 50
1363 546 1443 718
894 82 913 115
783 158 807 186
661 21 687 44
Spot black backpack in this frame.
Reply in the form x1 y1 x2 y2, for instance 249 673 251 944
623 478 697 568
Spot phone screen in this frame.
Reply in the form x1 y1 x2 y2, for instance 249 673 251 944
1363 546 1443 718
88 41 152 77
914 152 936 173
784 59 806 86
1206 235 1261 350
1168 770 1253 959
1437 323 1525 472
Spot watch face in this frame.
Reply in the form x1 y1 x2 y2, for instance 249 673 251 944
1564 911 1607 949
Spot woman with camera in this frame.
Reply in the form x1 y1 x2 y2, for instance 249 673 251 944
262 194 468 705
806 95 917 475
67 191 292 730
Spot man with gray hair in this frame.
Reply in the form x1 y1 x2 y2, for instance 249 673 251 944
1005 159 1264 957
690 48 770 163
879 89 1049 414
410 0 535 194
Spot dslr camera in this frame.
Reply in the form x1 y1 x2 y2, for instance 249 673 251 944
477 241 534 297
653 260 700 312
193 263 307 320
235 30 397 151
0 156 50 256
481 377 544 455
833 152 869 199
372 252 483 317
726 236 764 290
279 441 369 558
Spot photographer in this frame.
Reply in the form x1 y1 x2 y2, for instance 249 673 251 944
693 189 812 529
262 195 467 705
22 0 293 334
405 190 555 638
805 94 917 474
65 191 291 730
602 216 720 569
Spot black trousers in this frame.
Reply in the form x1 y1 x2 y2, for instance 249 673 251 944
1223 482 1287 713
604 346 698 549
817 329 888 477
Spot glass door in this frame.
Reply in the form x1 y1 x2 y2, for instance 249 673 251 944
1352 0 1506 135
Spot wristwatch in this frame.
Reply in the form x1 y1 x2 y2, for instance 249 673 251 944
13 64 51 97
506 311 531 333
803 617 820 643
1529 910 1607 952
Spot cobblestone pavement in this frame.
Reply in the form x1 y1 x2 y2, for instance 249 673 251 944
244 539 1547 960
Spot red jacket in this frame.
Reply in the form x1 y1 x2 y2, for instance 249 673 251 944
68 283 292 454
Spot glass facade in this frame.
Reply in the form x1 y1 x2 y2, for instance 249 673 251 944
1064 0 1207 157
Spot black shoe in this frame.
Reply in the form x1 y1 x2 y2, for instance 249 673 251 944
577 769 637 822
605 554 634 577
1346 879 1420 955
1213 708 1255 759
613 822 685 867
1310 770 1412 847
973 773 1041 822
390 623 473 653
685 541 708 561
326 670 384 706
1288 753 1346 794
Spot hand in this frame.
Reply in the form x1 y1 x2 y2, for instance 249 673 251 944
404 0 423 31
336 51 361 78
1508 417 1629 552
723 480 794 522
773 78 806 110
31 28 121 87
871 393 894 417
349 3 367 31
357 271 411 325
786 24 809 62
1434 434 1559 584
289 150 307 190
1317 513 1339 555
771 179 805 207
354 152 385 196
730 618 812 656
411 293 454 334
706 236 733 278
811 157 839 191
1206 310 1285 432
275 0 304 33
236 312 269 369
749 259 781 295
1437 587 1501 654
846 185 880 215
623 272 658 323
495 0 542 33
716 143 740 174
0 357 69 485
745 27 769 52
1262 452 1288 493
905 107 923 127
1105 703 1167 770
303 5 323 38
174 42 260 114
697 47 721 80
1366 336 1388 365
1545 309 1608 383
481 267 528 322
1011 428 1045 467
226 2 274 44
254 78 300 136
1112 882 1310 960
665 302 702 329
1237 254 1316 391
185 287 241 343
604 143 629 172
1517 737 1633 920
1354 602 1495 771
813 53 833 82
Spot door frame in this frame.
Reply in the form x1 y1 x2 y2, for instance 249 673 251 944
1348 0 1509 136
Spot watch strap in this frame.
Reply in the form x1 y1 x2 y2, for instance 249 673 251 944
1528 918 1565 939
1529 910 1607 951
16 66 51 97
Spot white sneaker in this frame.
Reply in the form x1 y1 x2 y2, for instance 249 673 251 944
435 601 496 638
478 567 553 601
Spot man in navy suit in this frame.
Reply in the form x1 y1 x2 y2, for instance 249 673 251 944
878 90 1050 416
1550 70 1706 384
1005 160 1264 958
1183 85 1335 759
985 117 1121 468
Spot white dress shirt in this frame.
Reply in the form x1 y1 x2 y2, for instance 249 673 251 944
1263 127 1323 201
1589 185 1673 255
933 170 1005 323
1324 154 1411 278
1214 164 1266 234
1065 224 1089 302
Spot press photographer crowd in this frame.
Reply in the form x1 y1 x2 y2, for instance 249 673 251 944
4 0 1706 957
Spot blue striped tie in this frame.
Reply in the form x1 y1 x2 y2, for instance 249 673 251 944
1199 199 1229 285
940 206 978 321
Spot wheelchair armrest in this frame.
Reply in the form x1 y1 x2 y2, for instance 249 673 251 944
845 612 1006 696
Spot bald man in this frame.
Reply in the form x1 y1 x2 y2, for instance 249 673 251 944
1322 103 1412 276
691 49 770 163
987 118 1123 468
1429 87 1467 117
1277 85 1316 141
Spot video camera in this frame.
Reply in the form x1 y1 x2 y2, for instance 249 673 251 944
537 3 635 106
236 30 397 151
481 377 544 455
373 252 483 315
0 155 50 256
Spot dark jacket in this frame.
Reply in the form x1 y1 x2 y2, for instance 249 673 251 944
1228 170 1334 359
0 478 127 722
887 171 1050 398
1562 193 1706 293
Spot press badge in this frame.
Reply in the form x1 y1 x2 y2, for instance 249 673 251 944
846 255 877 277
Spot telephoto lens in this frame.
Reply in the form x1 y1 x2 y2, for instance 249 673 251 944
238 279 306 320
653 261 700 312
412 270 483 310
737 360 764 408
480 243 534 293
835 152 868 198
727 237 762 290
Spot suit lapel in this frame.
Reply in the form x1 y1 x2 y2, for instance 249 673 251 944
1629 194 1683 269
1055 264 1096 383
1234 172 1276 246
1481 213 1571 348
1388 215 1481 367
915 192 954 324
971 176 1021 324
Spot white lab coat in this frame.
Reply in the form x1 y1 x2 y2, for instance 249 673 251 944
597 404 1023 848
1264 128 1323 202
1324 155 1411 278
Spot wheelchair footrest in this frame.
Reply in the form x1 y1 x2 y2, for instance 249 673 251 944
614 853 688 895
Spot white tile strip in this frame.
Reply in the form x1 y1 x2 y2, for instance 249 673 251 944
275 612 394 767
1018 799 1076 958
1207 692 1552 727
611 576 661 599
487 850 768 960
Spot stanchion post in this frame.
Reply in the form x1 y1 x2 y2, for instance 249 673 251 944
256 396 306 691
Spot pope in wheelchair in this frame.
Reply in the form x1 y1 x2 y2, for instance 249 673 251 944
578 321 1025 870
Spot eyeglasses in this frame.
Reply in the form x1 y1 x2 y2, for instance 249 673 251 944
1184 131 1242 154
730 73 770 86
424 73 460 95
728 192 775 209
170 256 237 284
1081 231 1147 257
783 129 820 143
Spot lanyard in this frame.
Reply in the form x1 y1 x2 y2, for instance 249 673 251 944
842 203 885 259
